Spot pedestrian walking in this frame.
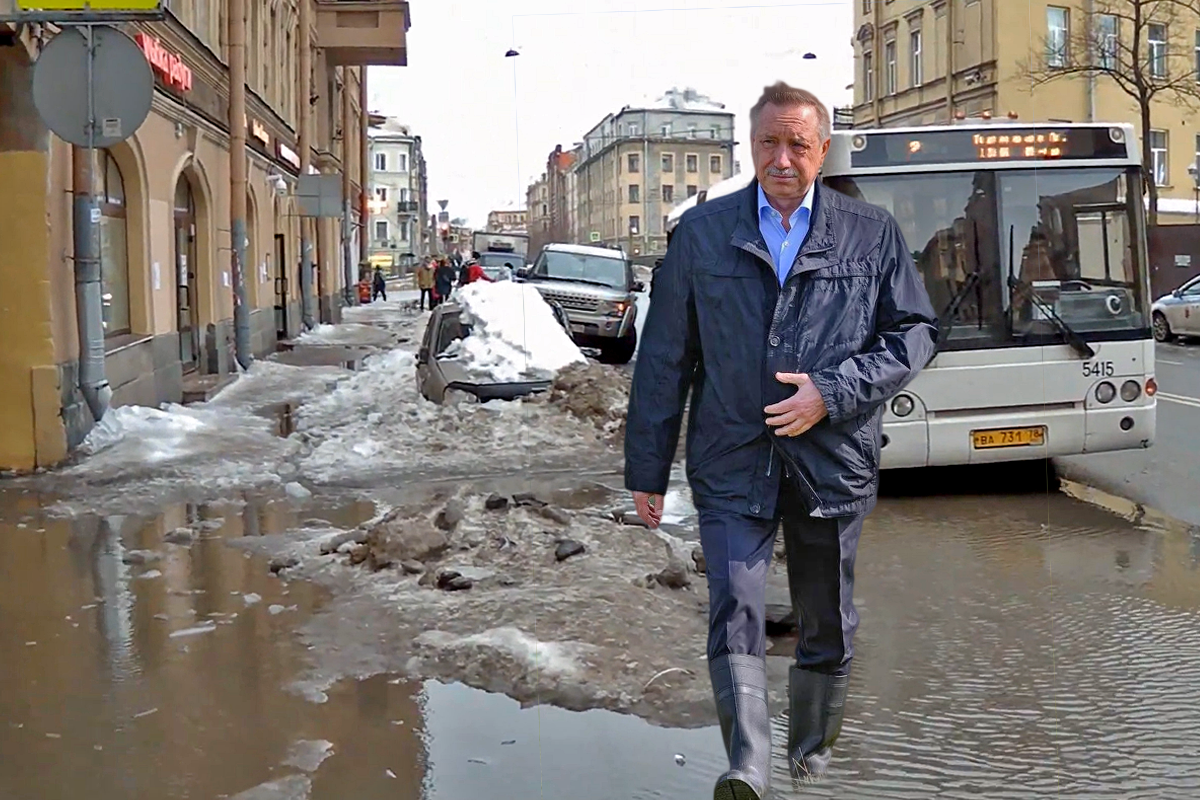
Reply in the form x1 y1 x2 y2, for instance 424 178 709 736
372 266 387 302
416 259 435 310
624 81 937 800
433 257 456 308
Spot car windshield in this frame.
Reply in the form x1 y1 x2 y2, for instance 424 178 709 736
531 250 629 289
477 253 517 269
433 311 466 357
824 167 1149 350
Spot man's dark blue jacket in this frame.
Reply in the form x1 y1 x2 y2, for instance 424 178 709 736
625 179 938 519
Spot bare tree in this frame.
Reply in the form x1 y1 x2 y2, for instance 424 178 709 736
1017 0 1200 227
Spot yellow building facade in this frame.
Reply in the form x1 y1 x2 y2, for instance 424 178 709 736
851 0 1200 221
0 0 411 472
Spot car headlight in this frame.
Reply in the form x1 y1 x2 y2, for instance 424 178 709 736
606 300 629 316
1095 381 1116 403
891 394 915 417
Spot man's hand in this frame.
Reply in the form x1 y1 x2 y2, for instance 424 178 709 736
764 372 828 437
632 491 664 529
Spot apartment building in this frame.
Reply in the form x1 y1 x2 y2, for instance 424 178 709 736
526 175 551 255
367 118 429 274
0 0 411 472
486 205 527 234
850 0 1200 222
572 87 736 259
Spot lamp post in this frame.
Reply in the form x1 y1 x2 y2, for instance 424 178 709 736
1189 162 1200 224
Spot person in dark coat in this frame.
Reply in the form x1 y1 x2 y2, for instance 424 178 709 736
624 82 937 799
433 257 456 307
372 267 387 301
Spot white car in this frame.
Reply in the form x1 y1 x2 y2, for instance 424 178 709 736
1151 274 1200 342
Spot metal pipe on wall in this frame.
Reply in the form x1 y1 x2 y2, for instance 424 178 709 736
229 0 252 368
341 66 355 305
298 0 315 328
72 144 112 422
359 67 369 265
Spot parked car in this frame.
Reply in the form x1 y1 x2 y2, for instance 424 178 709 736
416 297 574 403
1151 274 1200 342
516 243 644 364
475 252 519 282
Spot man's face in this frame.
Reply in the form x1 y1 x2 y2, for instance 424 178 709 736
751 102 830 202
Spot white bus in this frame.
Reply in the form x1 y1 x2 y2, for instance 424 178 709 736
669 122 1157 467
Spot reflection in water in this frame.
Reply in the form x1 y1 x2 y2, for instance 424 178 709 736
1 482 1199 798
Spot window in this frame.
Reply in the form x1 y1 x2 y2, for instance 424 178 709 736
375 220 389 241
98 150 129 336
628 122 640 136
1097 14 1118 70
686 153 698 172
1148 23 1167 78
662 184 674 202
399 188 410 202
629 216 640 234
688 124 697 138
1195 133 1200 180
399 221 409 242
710 154 722 173
1150 129 1168 186
661 123 672 136
711 125 721 139
375 187 388 202
1046 7 1069 68
397 153 408 172
910 29 923 87
863 51 874 101
862 0 870 12
1195 29 1200 79
663 215 669 232
884 39 897 94
629 184 640 203
662 153 674 172
687 184 698 197
374 152 387 171
625 153 639 173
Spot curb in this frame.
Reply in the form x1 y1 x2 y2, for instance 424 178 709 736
1058 477 1194 534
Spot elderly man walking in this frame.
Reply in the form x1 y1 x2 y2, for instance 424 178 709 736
625 82 937 799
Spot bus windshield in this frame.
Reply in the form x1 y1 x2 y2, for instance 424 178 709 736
824 167 1149 351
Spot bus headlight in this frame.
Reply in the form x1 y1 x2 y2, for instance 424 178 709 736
1120 380 1141 402
891 394 915 417
1095 381 1117 403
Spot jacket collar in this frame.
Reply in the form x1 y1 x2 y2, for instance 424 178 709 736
731 178 837 268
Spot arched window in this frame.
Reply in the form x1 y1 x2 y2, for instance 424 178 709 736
98 150 131 336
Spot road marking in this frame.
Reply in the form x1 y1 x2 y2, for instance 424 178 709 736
1158 359 1185 366
1157 391 1200 409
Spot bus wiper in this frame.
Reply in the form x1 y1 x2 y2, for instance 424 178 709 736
930 216 985 359
1007 273 1096 359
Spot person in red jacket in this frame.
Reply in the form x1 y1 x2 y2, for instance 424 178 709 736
465 259 493 284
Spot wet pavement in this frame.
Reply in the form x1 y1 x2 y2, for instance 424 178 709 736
3 472 1199 798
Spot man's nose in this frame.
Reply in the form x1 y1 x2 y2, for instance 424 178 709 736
771 147 792 169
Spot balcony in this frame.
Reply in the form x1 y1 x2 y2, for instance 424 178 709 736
396 200 419 214
316 0 411 67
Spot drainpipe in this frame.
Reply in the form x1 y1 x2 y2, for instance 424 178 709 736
1084 0 1096 122
873 0 882 125
72 145 112 422
298 0 315 328
229 0 252 369
359 67 369 266
341 67 355 306
944 0 954 120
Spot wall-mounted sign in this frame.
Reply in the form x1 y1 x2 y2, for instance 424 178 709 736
246 117 270 148
134 33 192 92
277 142 301 170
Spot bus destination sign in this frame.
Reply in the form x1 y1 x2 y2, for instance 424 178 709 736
850 127 1129 168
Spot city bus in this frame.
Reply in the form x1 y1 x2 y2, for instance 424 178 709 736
666 121 1156 467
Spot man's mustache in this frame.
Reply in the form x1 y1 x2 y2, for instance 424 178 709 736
766 168 799 177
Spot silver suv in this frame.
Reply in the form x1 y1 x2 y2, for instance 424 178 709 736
518 243 644 363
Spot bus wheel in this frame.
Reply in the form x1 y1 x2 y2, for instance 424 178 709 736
1152 312 1173 343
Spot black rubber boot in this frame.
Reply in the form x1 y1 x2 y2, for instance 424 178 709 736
787 665 850 783
710 654 772 800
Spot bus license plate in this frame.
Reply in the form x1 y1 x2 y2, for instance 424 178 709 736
972 426 1046 449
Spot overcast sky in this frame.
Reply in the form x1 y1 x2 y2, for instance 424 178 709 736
369 0 853 227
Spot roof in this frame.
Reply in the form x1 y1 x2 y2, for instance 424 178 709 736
626 87 728 114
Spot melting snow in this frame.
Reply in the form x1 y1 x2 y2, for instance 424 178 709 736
415 627 588 678
440 281 585 382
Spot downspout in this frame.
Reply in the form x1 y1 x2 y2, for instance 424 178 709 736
298 0 315 328
944 0 954 119
1084 0 1096 121
873 0 882 125
72 146 112 422
341 66 355 306
229 0 252 369
359 67 369 266
643 133 649 255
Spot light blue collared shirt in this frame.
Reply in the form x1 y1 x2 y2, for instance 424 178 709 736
757 182 814 286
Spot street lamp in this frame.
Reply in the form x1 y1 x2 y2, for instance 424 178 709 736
1189 162 1200 224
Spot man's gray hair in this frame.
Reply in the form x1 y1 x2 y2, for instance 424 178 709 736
749 81 831 141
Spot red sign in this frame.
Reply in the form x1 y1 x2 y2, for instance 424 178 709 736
135 33 193 92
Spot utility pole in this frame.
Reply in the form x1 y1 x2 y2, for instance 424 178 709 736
229 0 252 368
341 67 355 306
298 0 315 328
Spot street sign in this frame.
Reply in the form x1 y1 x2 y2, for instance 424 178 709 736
2 0 164 21
32 25 153 148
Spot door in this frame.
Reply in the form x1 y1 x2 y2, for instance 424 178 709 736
273 233 288 339
1179 279 1200 335
174 178 200 372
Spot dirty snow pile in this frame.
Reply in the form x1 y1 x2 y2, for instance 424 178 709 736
534 361 632 440
295 322 398 348
440 281 585 382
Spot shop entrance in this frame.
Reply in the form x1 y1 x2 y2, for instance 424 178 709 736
173 175 200 372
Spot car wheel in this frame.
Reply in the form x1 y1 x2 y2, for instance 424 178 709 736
600 331 637 364
1152 311 1172 342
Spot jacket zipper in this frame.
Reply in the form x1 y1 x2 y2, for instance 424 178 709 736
766 447 774 477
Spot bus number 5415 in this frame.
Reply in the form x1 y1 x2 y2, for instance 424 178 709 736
1082 361 1115 378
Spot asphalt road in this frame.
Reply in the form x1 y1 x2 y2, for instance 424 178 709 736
1056 341 1200 526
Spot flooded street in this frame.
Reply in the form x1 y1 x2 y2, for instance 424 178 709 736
3 475 1199 798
